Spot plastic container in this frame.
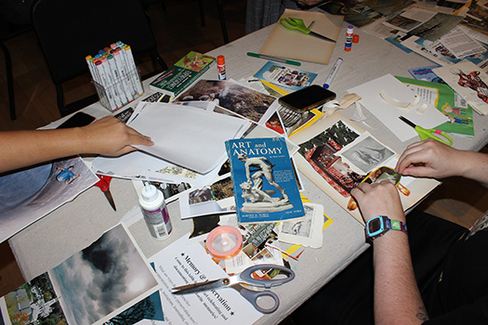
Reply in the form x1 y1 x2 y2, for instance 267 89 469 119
139 184 172 240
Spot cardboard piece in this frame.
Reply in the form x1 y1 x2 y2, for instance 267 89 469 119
259 9 343 65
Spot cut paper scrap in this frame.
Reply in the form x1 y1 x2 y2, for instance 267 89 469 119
348 74 447 142
379 90 428 114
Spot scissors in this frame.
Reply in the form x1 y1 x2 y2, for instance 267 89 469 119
279 17 336 43
95 175 116 211
172 264 295 314
399 116 453 146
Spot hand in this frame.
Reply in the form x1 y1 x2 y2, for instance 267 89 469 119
395 139 464 179
351 181 405 224
79 116 154 156
297 0 323 6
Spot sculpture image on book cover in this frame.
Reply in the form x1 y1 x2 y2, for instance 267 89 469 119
225 137 305 223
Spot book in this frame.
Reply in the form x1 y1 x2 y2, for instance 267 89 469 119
253 61 317 91
149 51 215 96
225 137 305 224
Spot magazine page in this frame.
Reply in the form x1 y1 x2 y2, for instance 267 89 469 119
289 112 440 225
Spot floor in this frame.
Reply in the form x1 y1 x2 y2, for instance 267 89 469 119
1 0 488 322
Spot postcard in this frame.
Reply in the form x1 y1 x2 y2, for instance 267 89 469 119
277 203 324 248
253 61 317 91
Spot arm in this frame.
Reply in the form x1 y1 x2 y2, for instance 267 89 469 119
395 139 488 186
296 0 324 6
0 116 153 174
351 182 428 325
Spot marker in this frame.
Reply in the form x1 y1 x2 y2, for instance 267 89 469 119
247 52 301 66
323 58 343 89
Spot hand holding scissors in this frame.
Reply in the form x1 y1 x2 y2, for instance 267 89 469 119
172 264 295 314
95 174 116 211
279 17 336 43
399 116 453 146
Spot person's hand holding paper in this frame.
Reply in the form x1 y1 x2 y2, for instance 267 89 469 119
127 102 249 174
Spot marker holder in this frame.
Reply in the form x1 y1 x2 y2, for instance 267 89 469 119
92 68 143 112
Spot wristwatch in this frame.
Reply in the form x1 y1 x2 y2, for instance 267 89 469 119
365 216 408 242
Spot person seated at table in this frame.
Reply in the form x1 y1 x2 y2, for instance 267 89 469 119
291 138 488 324
0 116 153 174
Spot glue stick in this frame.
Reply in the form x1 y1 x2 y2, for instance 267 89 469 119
345 25 354 51
140 183 172 240
217 55 226 80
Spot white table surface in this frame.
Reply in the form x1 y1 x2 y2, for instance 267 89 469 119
9 21 488 325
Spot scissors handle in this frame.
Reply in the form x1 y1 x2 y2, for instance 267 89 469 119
241 264 295 289
416 126 453 146
279 17 309 34
238 286 280 314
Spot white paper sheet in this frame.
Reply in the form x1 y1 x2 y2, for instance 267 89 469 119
348 74 448 142
128 103 250 174
149 235 262 325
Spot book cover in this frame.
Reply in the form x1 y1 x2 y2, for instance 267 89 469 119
149 51 215 96
225 137 305 224
253 61 317 91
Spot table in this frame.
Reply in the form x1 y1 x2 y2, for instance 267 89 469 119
9 21 488 325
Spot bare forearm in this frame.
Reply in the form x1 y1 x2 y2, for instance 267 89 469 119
373 232 428 325
0 128 87 173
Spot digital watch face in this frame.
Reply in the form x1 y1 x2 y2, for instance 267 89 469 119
368 218 384 236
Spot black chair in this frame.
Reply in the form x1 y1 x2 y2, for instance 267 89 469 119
31 0 168 117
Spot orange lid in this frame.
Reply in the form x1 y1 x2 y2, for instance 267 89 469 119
217 55 225 65
353 34 359 43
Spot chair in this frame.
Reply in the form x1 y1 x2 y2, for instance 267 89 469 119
31 0 168 117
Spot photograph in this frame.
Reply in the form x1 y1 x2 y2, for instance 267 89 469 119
341 136 395 173
48 224 159 325
174 80 276 123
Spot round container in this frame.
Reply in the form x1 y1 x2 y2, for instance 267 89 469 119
206 226 243 259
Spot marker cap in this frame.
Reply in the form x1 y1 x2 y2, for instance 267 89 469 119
353 34 360 43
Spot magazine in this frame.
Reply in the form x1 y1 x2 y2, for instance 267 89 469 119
225 137 305 224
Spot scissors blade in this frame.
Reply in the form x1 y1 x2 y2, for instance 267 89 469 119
104 190 116 211
399 116 417 128
309 31 336 43
172 278 228 295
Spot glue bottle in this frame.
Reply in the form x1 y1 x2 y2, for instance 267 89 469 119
217 55 226 80
345 25 354 51
140 183 172 240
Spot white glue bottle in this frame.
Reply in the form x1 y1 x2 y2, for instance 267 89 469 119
140 184 172 240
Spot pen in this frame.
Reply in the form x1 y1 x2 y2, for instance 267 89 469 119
247 52 301 66
323 58 343 89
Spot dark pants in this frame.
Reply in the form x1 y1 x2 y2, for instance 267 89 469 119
290 210 467 324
